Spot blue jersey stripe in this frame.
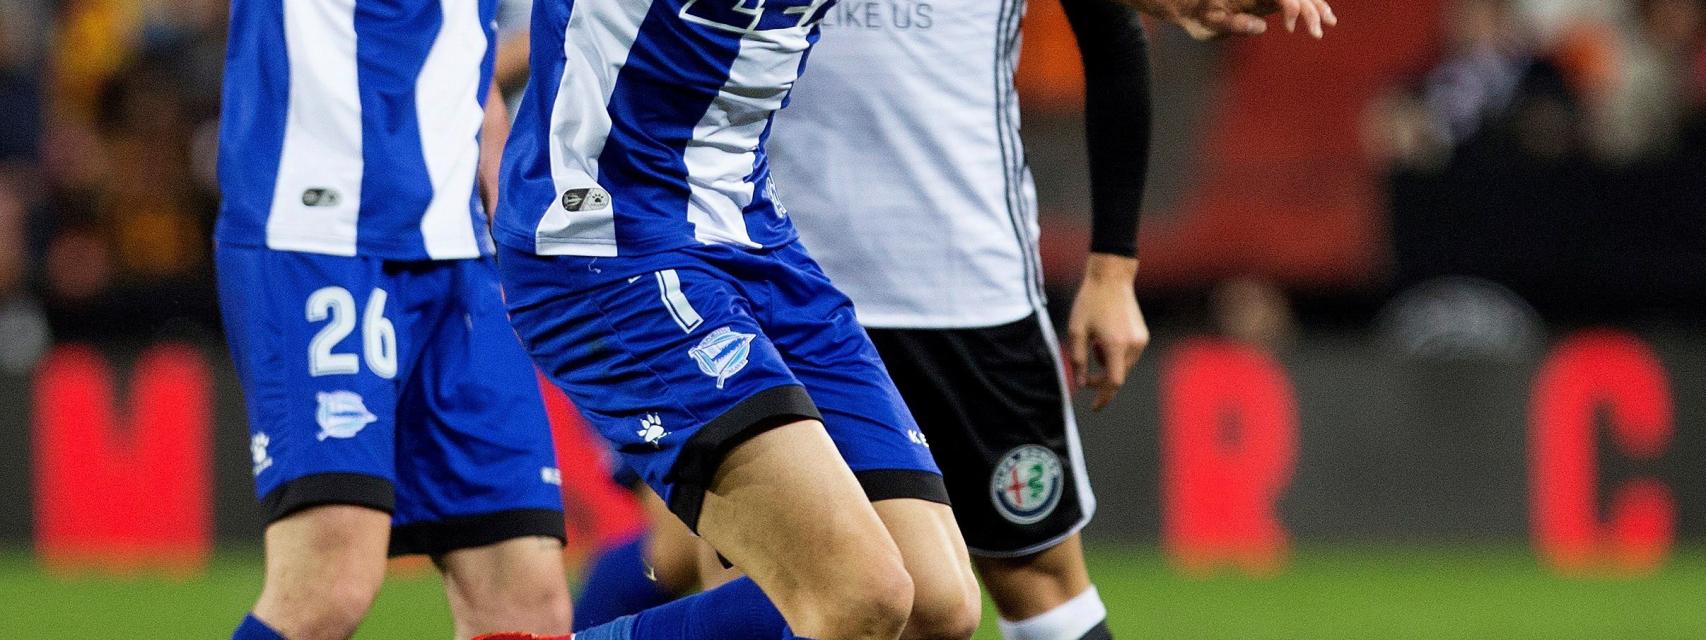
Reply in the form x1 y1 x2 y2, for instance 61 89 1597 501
474 0 498 252
353 0 443 256
495 0 569 248
216 0 291 241
596 5 745 252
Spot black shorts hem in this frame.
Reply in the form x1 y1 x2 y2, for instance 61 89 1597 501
855 469 951 506
665 384 821 532
260 473 395 523
388 508 568 557
964 513 1093 558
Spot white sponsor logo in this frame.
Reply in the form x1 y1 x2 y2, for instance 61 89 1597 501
541 467 563 486
315 390 378 441
907 429 930 448
637 413 670 447
689 326 756 389
990 445 1065 525
250 433 273 476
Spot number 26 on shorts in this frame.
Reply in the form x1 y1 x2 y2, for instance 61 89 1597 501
305 286 398 379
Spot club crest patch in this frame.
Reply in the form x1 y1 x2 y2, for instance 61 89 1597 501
316 390 378 441
690 326 755 389
990 445 1065 525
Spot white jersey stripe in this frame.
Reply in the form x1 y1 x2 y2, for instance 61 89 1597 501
417 0 488 259
655 269 704 333
683 34 809 248
267 0 364 256
532 0 655 256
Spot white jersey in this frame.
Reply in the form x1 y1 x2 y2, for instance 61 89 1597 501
769 0 1041 329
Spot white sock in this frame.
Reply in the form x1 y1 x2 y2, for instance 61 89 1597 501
997 585 1107 640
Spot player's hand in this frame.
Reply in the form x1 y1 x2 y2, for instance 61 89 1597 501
1067 254 1150 412
1134 0 1337 40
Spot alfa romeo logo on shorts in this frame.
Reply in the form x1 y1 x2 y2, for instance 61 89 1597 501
990 445 1064 525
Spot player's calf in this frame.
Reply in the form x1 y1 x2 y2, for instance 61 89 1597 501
978 535 1109 640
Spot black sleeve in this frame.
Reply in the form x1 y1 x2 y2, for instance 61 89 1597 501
1059 0 1152 257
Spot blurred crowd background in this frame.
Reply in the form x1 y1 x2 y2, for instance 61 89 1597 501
1 0 1703 374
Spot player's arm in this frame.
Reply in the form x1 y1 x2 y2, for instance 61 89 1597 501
1124 0 1336 40
479 81 509 219
1059 0 1152 411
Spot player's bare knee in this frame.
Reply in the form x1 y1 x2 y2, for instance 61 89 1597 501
899 582 981 640
258 573 380 640
786 557 914 639
477 575 571 631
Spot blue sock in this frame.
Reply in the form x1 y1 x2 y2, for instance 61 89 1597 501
576 577 789 640
232 613 284 640
574 535 680 631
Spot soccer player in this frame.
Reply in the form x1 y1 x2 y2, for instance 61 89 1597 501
488 0 1332 639
769 1 1335 638
215 0 573 638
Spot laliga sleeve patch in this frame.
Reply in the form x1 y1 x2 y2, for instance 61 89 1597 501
990 445 1065 525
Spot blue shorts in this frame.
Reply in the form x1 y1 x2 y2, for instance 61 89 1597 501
215 243 566 556
498 241 946 530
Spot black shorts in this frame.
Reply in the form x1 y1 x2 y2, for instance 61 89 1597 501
865 312 1093 557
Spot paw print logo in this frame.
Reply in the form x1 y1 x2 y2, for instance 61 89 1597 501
250 433 273 476
637 413 669 448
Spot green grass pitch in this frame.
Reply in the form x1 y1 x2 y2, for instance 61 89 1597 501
2 546 1703 639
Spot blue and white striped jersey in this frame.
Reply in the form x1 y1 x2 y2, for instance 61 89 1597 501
494 0 834 257
217 0 498 260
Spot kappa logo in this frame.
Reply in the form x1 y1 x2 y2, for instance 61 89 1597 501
250 433 273 476
690 326 756 389
301 188 341 207
315 390 378 441
637 413 670 447
989 445 1065 525
561 187 612 212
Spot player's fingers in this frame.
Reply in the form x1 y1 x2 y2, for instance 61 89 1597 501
1068 327 1090 388
1091 341 1128 411
1094 385 1117 412
1126 338 1149 369
1318 0 1337 26
1297 0 1322 38
1227 13 1268 35
1177 17 1226 41
1279 0 1300 33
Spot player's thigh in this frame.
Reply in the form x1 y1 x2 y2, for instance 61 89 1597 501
215 244 404 524
695 420 912 626
388 257 566 558
866 314 1092 558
